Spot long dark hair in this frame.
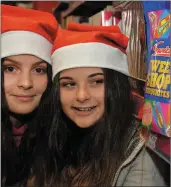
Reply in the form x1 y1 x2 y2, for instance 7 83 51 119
1 58 52 186
34 68 135 187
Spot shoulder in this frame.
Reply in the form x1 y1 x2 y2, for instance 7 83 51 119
116 147 167 186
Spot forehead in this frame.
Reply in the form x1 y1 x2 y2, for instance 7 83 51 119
3 54 44 65
60 67 103 77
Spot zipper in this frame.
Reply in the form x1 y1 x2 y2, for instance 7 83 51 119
112 139 145 186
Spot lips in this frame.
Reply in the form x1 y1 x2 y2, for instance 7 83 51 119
73 106 96 111
13 95 35 102
72 106 97 116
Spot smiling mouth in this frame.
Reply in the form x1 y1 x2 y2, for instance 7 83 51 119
72 106 96 111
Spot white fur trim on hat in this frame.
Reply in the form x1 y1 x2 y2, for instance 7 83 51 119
52 42 129 79
1 31 53 64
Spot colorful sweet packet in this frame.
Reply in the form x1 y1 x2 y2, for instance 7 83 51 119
142 1 170 137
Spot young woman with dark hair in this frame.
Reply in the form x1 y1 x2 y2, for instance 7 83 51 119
1 4 58 186
33 24 166 187
1 57 52 186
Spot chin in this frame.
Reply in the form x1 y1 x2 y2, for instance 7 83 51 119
9 107 37 115
75 121 95 128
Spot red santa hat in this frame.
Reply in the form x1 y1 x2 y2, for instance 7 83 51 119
51 23 129 78
1 4 58 64
67 22 121 33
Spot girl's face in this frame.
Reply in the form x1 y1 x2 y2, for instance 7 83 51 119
59 67 105 128
3 54 48 114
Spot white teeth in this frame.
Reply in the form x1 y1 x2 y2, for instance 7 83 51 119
74 107 95 111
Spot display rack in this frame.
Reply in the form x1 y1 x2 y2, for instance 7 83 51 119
147 131 170 164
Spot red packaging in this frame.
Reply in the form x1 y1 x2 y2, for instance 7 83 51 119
101 11 113 26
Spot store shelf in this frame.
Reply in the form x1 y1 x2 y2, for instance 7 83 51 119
146 131 170 164
60 1 113 18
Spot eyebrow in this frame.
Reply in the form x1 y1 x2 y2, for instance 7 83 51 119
59 72 104 81
59 76 73 81
88 73 104 78
4 58 46 65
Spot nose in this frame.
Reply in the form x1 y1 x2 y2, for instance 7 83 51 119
17 72 33 90
76 86 91 103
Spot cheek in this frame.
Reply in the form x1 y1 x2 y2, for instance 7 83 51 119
4 74 17 92
60 90 74 109
94 88 105 104
34 77 48 94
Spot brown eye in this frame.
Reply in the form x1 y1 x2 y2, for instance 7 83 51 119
4 66 16 72
61 82 76 88
89 79 104 86
34 68 46 74
95 79 104 84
